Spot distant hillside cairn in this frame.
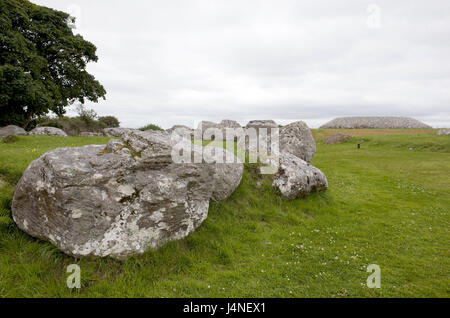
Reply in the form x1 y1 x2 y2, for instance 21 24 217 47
320 117 431 129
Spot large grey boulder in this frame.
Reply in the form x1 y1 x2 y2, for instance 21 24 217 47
280 121 316 163
323 133 352 145
437 129 450 136
320 117 431 129
29 127 67 136
12 129 242 259
273 152 328 199
0 125 27 137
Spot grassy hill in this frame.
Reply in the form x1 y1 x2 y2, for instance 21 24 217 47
0 131 448 297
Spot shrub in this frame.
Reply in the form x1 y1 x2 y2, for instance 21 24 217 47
139 124 164 131
98 116 120 128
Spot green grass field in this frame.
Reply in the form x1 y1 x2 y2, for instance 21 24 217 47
0 131 449 297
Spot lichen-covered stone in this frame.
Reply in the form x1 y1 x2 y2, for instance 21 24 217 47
0 125 27 137
12 129 242 259
273 152 328 199
29 127 67 136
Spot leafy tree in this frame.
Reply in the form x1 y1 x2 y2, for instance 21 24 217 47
0 0 106 128
76 104 97 125
98 115 120 128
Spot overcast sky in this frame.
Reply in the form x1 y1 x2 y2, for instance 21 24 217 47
32 0 450 128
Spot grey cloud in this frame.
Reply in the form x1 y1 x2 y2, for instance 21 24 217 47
32 0 450 128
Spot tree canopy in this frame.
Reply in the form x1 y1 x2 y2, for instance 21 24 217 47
0 0 106 128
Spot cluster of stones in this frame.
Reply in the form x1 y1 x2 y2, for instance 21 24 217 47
0 125 139 138
0 125 68 137
11 119 328 259
320 117 431 129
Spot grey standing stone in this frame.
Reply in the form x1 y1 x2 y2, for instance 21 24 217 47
241 120 279 153
437 129 450 135
220 120 241 129
102 127 135 137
